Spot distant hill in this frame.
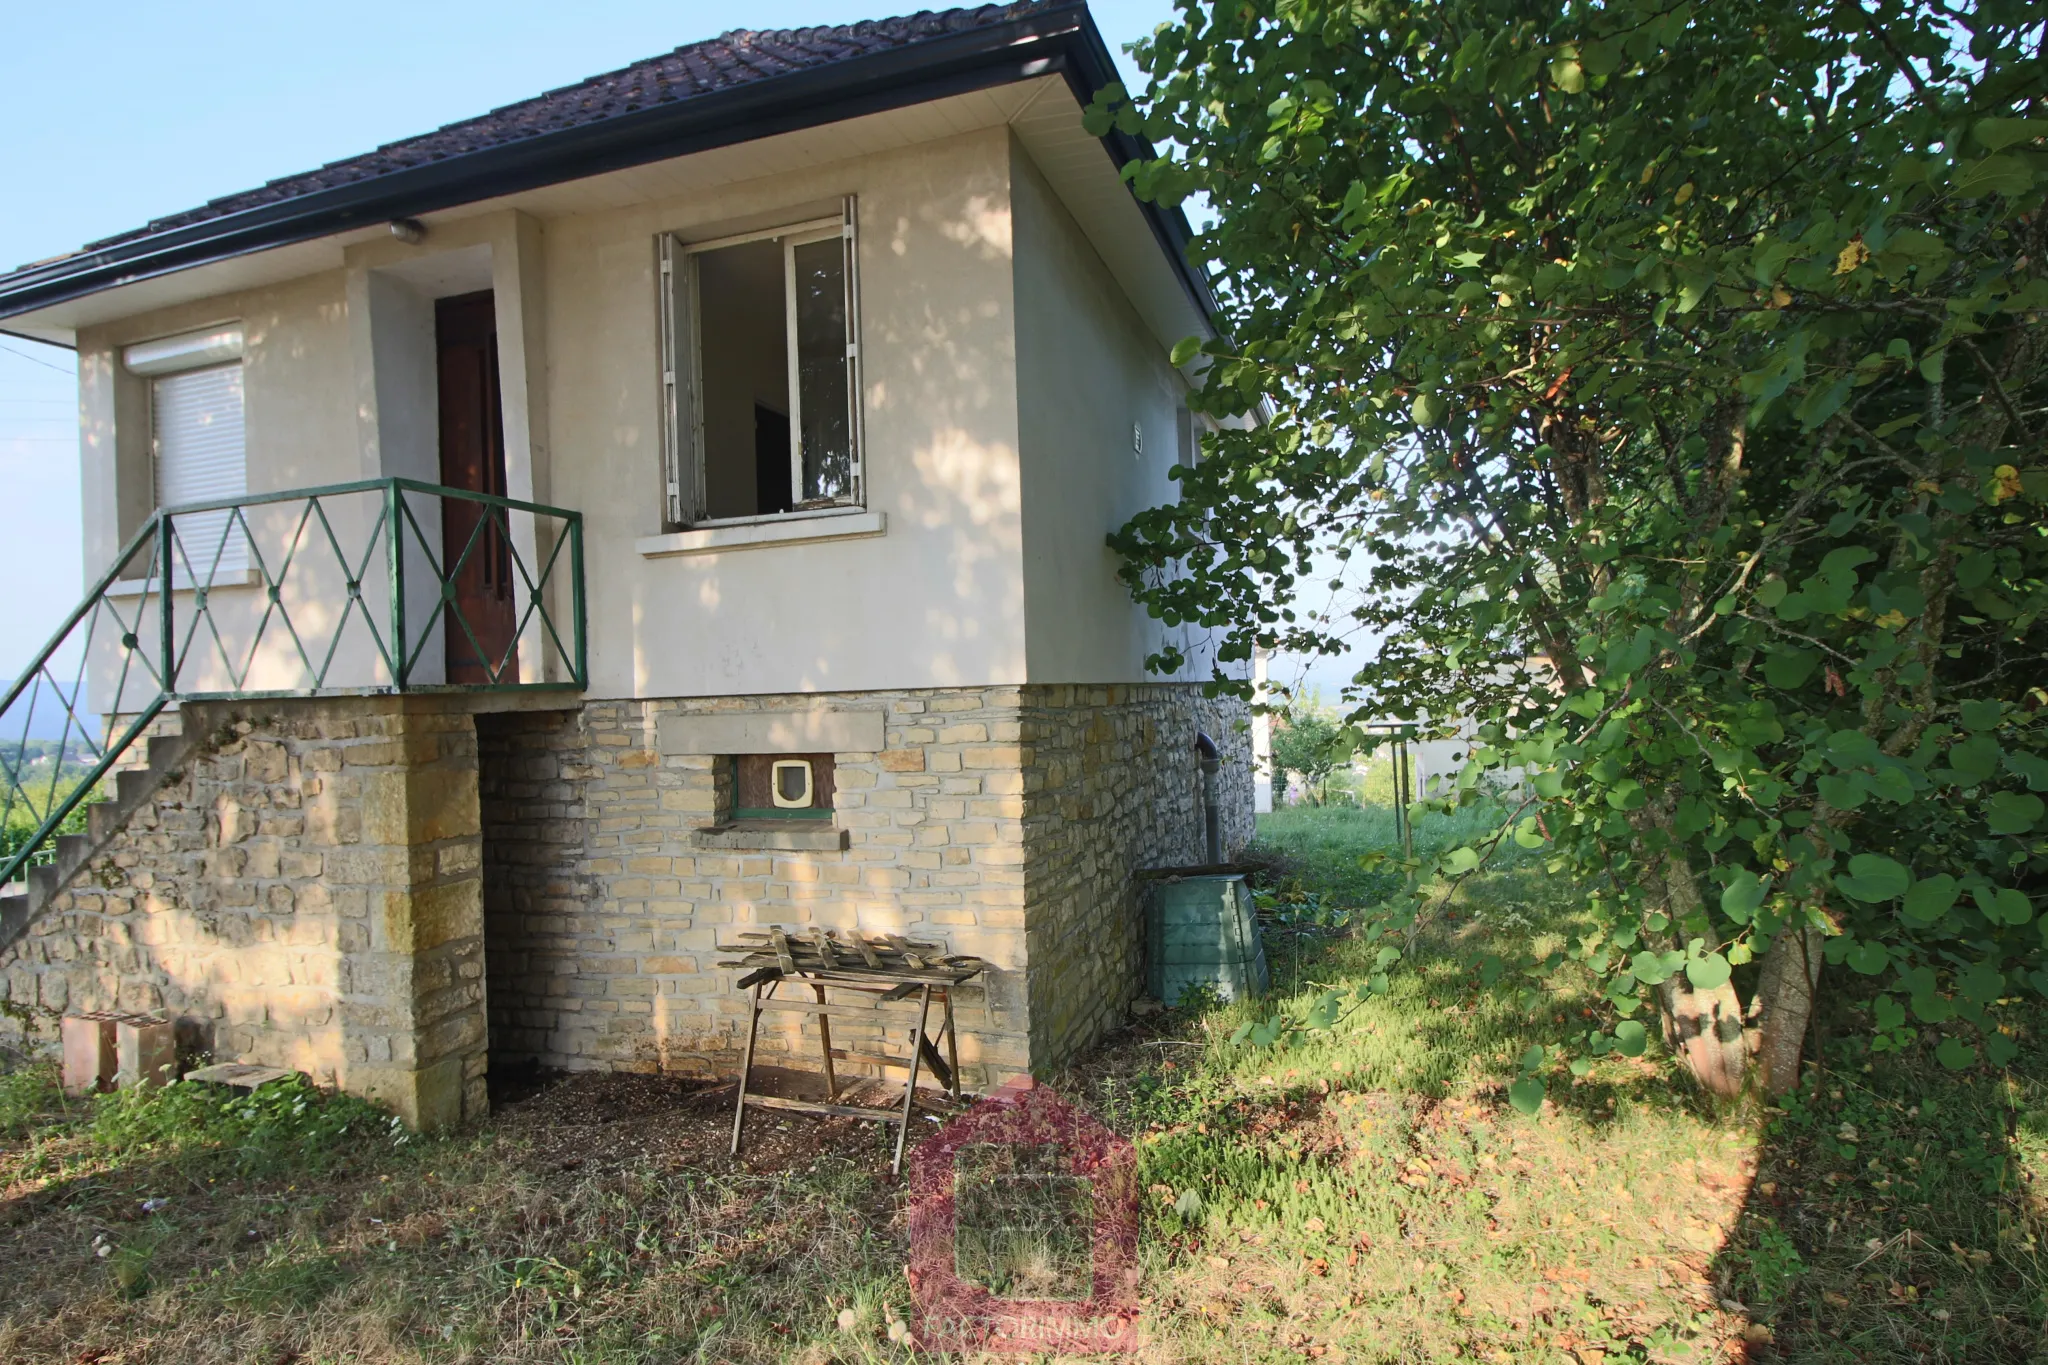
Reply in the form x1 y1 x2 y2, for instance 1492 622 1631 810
0 678 101 743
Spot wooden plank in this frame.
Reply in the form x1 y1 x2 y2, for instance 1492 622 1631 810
751 998 933 1021
719 961 980 987
732 931 942 949
885 934 928 969
893 985 935 1175
737 933 942 957
734 966 781 990
809 927 838 969
742 1093 906 1123
942 991 962 1101
730 980 764 1158
851 933 885 969
877 982 918 1003
916 1032 955 1092
767 928 798 974
810 979 839 1102
825 1048 912 1069
812 966 981 986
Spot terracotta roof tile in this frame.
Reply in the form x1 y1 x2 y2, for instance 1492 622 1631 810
79 3 1055 253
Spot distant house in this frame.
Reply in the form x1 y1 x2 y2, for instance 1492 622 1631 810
0 1 1251 1124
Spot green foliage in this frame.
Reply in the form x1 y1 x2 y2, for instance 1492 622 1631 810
1 788 91 869
1098 0 2047 1077
1254 801 1514 905
1235 803 1546 1050
1267 701 1352 804
91 1075 405 1176
1137 810 2048 1357
1736 1222 1806 1305
0 1062 63 1138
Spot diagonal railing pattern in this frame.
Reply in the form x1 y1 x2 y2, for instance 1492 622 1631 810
0 477 585 893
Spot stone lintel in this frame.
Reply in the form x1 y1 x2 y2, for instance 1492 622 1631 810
656 709 885 756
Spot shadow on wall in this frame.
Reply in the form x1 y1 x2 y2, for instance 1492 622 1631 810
0 703 489 1128
624 175 1029 699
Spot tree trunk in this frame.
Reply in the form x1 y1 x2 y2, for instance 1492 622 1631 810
1658 975 1749 1099
1752 928 1823 1096
1652 823 1749 1099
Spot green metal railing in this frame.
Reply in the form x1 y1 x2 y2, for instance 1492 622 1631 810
1 477 585 891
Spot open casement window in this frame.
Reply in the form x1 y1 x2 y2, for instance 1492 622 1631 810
1175 404 1200 472
659 198 862 528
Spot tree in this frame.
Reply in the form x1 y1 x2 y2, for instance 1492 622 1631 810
1270 704 1352 805
1093 0 2046 1098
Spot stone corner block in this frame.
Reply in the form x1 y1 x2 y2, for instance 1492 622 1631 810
349 1053 467 1131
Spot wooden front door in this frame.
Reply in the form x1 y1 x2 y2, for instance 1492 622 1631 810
435 291 518 684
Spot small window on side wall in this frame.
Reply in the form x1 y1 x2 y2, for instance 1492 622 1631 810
124 326 249 577
659 198 862 528
732 754 836 820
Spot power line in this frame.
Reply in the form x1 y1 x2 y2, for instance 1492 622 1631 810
0 342 74 375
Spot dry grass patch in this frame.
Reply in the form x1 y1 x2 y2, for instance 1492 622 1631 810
1 805 2044 1363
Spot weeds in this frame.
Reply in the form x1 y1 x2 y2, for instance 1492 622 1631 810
1083 804 2048 1361
0 1059 62 1136
3 805 2046 1362
90 1072 404 1177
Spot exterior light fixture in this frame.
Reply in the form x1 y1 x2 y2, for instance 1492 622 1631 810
389 218 427 244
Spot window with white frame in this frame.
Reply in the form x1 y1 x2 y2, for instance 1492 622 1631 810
125 326 248 576
658 198 862 527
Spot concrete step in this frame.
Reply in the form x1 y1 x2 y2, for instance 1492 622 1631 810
54 833 87 871
115 768 156 806
0 702 201 959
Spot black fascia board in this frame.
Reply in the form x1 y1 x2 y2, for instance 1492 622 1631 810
1050 10 1220 327
0 2 1216 330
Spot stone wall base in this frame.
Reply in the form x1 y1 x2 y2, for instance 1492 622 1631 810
0 696 488 1128
2 682 1252 1117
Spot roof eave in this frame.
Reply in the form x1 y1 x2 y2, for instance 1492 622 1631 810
0 3 1216 332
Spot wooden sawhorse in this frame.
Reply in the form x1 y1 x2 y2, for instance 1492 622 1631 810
721 927 987 1175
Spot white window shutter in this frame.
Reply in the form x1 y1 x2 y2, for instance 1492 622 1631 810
658 232 704 527
152 364 248 576
842 195 863 502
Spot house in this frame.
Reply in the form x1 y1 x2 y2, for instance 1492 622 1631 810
0 1 1252 1125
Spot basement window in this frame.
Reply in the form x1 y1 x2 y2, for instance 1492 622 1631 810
731 754 837 821
659 199 862 528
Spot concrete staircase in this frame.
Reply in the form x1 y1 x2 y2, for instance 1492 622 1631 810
0 715 202 960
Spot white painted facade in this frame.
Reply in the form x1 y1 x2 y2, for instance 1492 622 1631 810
46 79 1220 711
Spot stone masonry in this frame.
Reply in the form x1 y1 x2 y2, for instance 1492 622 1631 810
2 683 1249 1120
477 684 1251 1087
0 697 490 1127
1020 685 1255 1065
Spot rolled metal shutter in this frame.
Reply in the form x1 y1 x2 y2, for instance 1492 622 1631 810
152 364 247 576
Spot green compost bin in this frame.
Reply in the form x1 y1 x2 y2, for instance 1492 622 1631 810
1146 874 1270 1006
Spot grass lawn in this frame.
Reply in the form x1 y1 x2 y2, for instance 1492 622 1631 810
2 805 2044 1363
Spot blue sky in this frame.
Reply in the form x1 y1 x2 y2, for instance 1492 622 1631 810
0 0 1179 680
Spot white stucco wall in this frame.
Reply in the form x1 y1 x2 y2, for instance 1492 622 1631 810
546 127 1024 699
69 119 1203 709
1009 140 1198 687
77 272 392 707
